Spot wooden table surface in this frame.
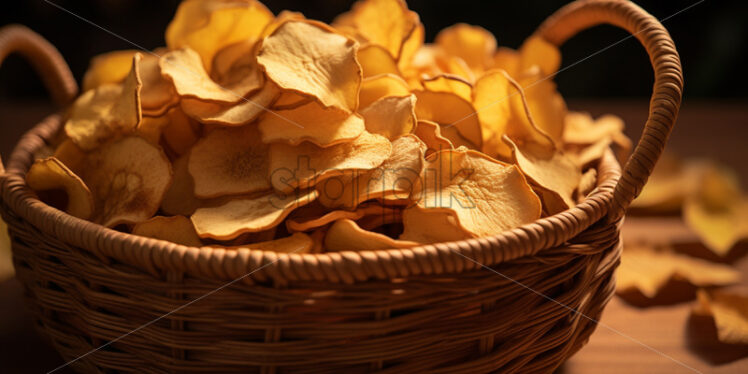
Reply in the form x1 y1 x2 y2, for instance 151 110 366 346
1 100 746 373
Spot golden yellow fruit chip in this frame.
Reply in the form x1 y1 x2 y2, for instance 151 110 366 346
492 47 519 75
401 148 541 243
161 48 262 104
258 101 365 147
132 215 202 247
563 112 630 149
421 74 472 102
359 73 411 109
413 120 453 156
318 135 425 209
694 289 748 345
188 125 270 199
357 44 401 78
286 208 366 233
472 69 555 158
630 153 692 213
505 137 581 213
209 232 314 253
325 218 417 251
165 0 273 72
617 244 740 298
81 136 172 227
273 91 312 110
136 114 170 145
161 107 200 156
359 94 416 140
518 35 561 76
435 23 496 71
516 68 567 143
180 81 280 126
257 20 361 113
413 90 482 150
52 139 86 175
397 17 424 70
65 54 143 151
161 155 201 216
81 50 138 92
269 131 391 192
333 0 418 61
139 54 178 114
191 189 318 240
26 157 94 219
684 192 748 257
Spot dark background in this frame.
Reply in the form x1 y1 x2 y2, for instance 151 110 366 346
1 0 746 102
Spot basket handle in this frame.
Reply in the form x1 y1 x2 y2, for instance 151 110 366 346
0 25 78 174
535 0 683 222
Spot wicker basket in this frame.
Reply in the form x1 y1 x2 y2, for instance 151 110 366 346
0 0 682 372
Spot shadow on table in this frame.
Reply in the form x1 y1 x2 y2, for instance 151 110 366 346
686 313 748 365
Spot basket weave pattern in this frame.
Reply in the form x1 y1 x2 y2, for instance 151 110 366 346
0 0 682 373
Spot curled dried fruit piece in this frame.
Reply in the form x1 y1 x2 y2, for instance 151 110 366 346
180 82 280 126
132 215 202 247
269 131 391 192
357 44 401 78
617 244 740 299
65 54 143 151
161 155 200 216
139 54 178 115
435 23 496 72
518 36 561 77
26 157 94 219
258 101 365 147
333 0 419 61
421 74 472 102
318 135 425 209
516 68 567 143
413 120 453 156
325 219 417 251
401 148 541 243
694 289 748 345
359 73 411 109
166 0 273 72
161 48 262 104
82 50 138 91
191 189 318 240
273 91 312 110
209 232 314 253
359 94 416 140
505 137 581 213
189 125 270 199
81 136 172 227
257 20 362 112
413 90 482 150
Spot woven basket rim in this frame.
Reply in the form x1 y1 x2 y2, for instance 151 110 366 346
0 113 621 283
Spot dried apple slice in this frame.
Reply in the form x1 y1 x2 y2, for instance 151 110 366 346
401 148 541 243
82 50 138 91
413 120 453 156
273 91 312 110
332 0 418 61
26 157 94 219
139 54 178 114
359 94 416 139
435 23 496 71
258 101 365 147
617 244 740 299
269 131 391 192
257 20 361 113
694 289 748 344
81 136 172 227
325 219 417 251
518 35 561 76
359 73 411 109
161 155 200 216
413 90 482 150
180 82 280 126
161 107 200 156
53 139 87 175
132 215 202 247
505 137 581 213
209 232 314 253
421 74 472 102
285 203 390 232
165 0 273 72
357 44 401 78
397 17 424 70
161 47 262 104
516 67 567 143
492 47 520 75
65 54 142 151
318 135 425 209
188 124 270 199
191 189 318 240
